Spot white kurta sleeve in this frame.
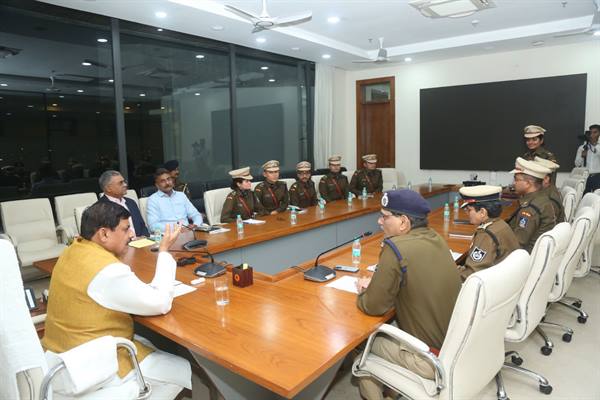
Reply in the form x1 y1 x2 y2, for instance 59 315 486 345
87 252 176 316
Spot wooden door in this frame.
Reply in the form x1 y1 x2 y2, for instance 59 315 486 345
356 76 395 168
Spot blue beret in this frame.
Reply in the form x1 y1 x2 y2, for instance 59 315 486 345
163 159 179 171
381 189 431 218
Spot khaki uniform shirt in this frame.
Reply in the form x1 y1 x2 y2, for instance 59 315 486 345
507 190 557 253
319 172 349 202
542 185 565 223
458 218 520 281
254 180 289 213
221 189 265 223
173 180 191 199
357 227 462 349
522 147 559 184
349 168 383 196
289 179 318 208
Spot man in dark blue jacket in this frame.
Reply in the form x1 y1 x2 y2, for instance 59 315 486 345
97 170 149 238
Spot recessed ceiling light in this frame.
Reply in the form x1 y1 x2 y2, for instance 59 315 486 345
97 38 108 43
194 93 200 96
593 30 600 37
268 78 276 82
211 25 224 31
327 16 340 24
404 57 412 62
125 106 131 110
256 37 266 43
0 83 7 87
52 103 58 106
108 79 114 83
157 28 163 32
291 47 300 51
161 106 166 110
139 93 146 97
321 54 331 59
52 114 57 118
27 105 34 108
59 95 64 98
532 40 545 46
260 66 269 70
77 89 84 93
195 54 205 59
81 61 92 66
96 111 101 114
155 11 167 18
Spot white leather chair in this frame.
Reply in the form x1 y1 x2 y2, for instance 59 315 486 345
280 178 296 190
343 169 354 180
396 169 407 187
561 177 586 208
502 223 570 394
99 189 139 207
573 193 600 279
570 167 589 179
139 197 149 225
0 239 148 400
203 187 233 225
591 190 600 274
380 168 398 191
54 192 98 240
74 205 88 235
560 186 577 222
311 175 324 199
0 199 67 281
352 250 531 400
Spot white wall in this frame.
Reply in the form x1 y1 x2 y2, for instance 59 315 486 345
333 41 600 187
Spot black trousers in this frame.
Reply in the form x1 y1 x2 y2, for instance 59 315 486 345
584 173 600 194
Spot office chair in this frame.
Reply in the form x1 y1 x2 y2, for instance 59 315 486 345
54 192 98 242
560 186 577 223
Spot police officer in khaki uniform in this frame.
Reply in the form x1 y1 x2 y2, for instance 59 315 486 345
289 161 318 208
349 154 383 196
355 190 461 400
319 155 349 202
254 160 289 215
522 125 559 184
457 185 520 281
534 156 565 223
164 159 191 199
507 157 557 252
221 167 265 223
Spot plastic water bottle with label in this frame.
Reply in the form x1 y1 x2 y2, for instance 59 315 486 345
362 186 368 200
428 177 433 192
443 202 450 232
290 208 297 225
352 239 362 266
236 214 244 235
392 184 397 190
453 195 460 220
318 199 325 214
347 192 353 207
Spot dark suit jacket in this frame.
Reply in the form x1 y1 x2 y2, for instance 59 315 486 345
98 194 149 237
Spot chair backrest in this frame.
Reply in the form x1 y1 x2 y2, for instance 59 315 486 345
438 250 530 400
54 192 98 237
139 185 157 198
550 207 594 302
574 193 600 276
505 222 571 342
561 186 577 222
280 178 296 190
126 189 139 206
139 197 149 225
0 239 48 400
562 177 585 207
380 168 398 191
1 198 58 249
311 175 324 199
343 170 354 180
74 205 88 234
570 167 589 179
203 187 233 225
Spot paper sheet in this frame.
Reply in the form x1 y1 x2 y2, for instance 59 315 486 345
450 251 463 261
243 219 266 225
173 282 197 298
325 275 358 294
367 264 377 272
128 238 156 248
209 227 230 235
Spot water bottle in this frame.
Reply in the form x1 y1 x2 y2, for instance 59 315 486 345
392 184 397 190
347 192 353 206
352 239 361 266
428 177 432 192
290 208 297 225
443 202 450 222
407 181 412 190
236 214 244 235
362 186 367 199
453 195 460 219
152 228 162 242
318 199 325 214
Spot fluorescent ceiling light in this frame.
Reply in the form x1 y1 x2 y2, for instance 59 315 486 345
404 57 413 62
139 93 146 97
327 16 340 24
322 54 331 59
97 38 108 43
256 37 266 43
108 79 114 83
194 93 200 96
593 31 600 37
81 61 92 66
268 79 276 82
195 54 205 59
0 83 7 87
52 103 58 106
261 66 269 70
155 11 167 18
157 28 164 32
409 0 495 19
77 89 84 93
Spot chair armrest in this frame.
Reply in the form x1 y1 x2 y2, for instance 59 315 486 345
56 225 75 244
358 324 445 394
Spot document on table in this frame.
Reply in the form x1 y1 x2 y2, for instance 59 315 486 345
450 251 463 261
173 280 197 297
209 227 230 235
326 275 358 294
243 219 266 225
128 238 156 248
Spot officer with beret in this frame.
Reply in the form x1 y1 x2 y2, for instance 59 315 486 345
522 125 559 183
534 156 565 223
289 161 318 208
164 159 191 199
457 185 520 281
319 155 350 202
355 189 461 400
221 167 266 223
349 154 383 197
507 157 557 252
254 160 289 215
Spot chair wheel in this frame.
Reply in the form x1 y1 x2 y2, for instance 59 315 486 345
539 384 553 395
578 316 588 324
572 300 582 308
562 333 572 342
511 355 523 365
541 345 552 356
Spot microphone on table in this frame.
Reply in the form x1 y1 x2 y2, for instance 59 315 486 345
303 231 373 282
169 245 226 278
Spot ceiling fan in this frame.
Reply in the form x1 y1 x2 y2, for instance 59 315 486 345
225 0 312 33
353 38 390 64
554 0 599 38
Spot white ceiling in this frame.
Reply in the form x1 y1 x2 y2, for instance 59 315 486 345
38 0 600 69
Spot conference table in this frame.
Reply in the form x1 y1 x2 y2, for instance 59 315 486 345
33 184 516 399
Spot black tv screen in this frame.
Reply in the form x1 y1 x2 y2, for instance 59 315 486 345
419 74 587 171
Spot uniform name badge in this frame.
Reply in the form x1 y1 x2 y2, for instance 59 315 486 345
519 215 529 228
470 247 487 262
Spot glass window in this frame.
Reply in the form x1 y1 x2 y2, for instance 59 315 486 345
362 82 391 103
0 3 115 200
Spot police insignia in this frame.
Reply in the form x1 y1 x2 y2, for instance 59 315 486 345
470 247 487 262
519 216 528 228
381 193 389 207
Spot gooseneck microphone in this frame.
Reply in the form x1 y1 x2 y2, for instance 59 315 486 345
304 231 373 282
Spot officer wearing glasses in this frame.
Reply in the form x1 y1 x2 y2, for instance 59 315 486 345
289 161 318 208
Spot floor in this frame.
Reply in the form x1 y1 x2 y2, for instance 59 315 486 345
29 272 600 400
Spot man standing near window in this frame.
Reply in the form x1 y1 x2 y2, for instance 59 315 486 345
575 124 600 193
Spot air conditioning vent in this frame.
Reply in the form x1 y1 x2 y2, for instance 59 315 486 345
409 0 496 19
